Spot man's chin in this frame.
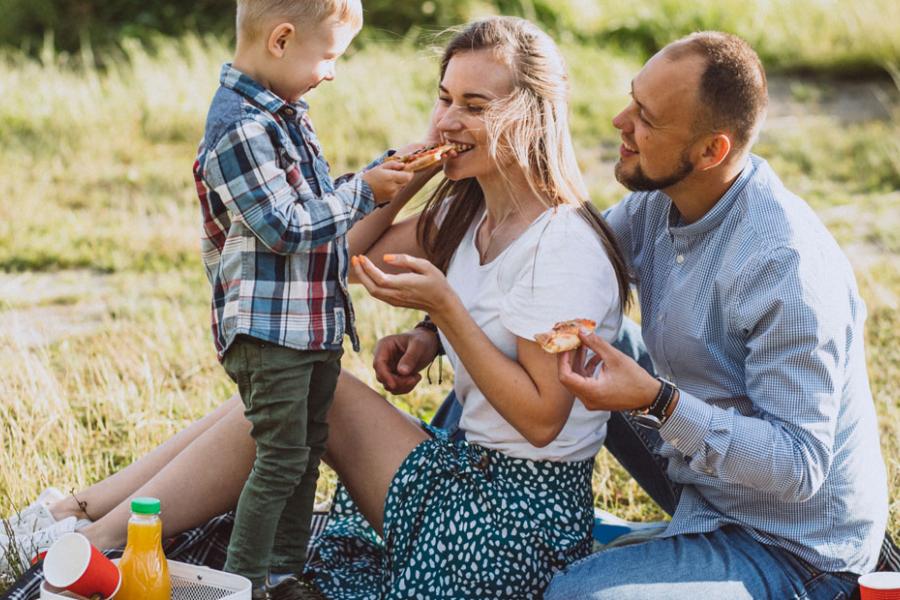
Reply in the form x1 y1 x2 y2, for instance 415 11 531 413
614 162 640 191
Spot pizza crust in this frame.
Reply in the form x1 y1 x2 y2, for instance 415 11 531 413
534 319 597 353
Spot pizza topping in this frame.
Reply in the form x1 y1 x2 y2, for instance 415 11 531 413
534 319 597 354
386 142 472 172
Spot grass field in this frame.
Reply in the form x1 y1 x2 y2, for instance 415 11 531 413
0 31 897 588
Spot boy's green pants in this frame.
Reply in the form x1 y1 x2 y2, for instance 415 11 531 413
222 335 342 586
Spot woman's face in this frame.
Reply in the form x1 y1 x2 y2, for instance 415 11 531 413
433 49 515 181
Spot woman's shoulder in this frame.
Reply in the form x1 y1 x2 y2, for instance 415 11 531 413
531 204 610 257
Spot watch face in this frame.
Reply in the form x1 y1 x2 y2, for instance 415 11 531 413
632 412 663 430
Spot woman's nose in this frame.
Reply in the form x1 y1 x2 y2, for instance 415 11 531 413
436 107 463 132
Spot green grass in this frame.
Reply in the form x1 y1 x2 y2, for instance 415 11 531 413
0 34 897 589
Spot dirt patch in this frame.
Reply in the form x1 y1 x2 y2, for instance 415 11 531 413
0 303 108 348
0 270 112 347
767 75 898 125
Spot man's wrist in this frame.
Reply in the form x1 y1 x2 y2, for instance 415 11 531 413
665 390 680 418
632 376 679 429
414 315 444 356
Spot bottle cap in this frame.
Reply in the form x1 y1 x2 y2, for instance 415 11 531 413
131 497 161 514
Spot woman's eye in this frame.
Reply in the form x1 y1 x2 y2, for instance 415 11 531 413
467 105 485 114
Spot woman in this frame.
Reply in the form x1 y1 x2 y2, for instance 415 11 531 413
3 17 630 599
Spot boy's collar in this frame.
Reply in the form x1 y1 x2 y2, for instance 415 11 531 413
219 63 309 115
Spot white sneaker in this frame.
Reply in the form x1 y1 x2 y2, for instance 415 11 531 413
0 516 77 577
1 487 65 536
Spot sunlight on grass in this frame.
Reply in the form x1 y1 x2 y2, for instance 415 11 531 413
0 30 897 588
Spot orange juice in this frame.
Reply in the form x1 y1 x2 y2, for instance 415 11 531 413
115 497 171 600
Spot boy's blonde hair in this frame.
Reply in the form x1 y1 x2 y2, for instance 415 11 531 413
236 0 363 44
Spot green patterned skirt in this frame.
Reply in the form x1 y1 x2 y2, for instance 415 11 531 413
305 426 595 599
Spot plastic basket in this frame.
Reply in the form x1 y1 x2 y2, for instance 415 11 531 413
40 559 251 600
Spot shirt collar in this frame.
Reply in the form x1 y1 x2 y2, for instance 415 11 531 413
667 155 759 237
219 63 309 118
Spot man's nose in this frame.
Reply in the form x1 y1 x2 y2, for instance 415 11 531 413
612 106 631 132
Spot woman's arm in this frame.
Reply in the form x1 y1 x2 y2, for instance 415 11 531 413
437 297 576 446
353 254 576 447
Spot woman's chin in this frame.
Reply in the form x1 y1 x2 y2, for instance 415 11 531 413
442 161 481 182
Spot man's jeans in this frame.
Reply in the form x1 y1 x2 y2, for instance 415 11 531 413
428 320 863 598
544 320 860 599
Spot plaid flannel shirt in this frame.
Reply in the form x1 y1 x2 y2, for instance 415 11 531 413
193 64 380 359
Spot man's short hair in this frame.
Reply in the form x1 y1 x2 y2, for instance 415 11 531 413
236 0 362 44
665 32 768 150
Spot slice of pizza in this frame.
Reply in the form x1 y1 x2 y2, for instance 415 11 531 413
386 143 460 172
534 319 597 354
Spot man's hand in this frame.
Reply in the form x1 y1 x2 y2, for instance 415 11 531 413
361 161 414 203
373 327 441 394
557 330 661 412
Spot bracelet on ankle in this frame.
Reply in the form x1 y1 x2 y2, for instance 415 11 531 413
70 489 96 522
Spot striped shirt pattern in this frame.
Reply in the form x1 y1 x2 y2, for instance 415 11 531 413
194 64 377 359
605 155 889 574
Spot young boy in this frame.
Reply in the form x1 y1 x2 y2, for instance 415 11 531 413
193 1 412 597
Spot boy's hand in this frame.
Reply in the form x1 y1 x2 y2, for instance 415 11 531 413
362 161 414 203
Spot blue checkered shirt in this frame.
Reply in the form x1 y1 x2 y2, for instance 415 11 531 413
194 64 379 359
605 155 889 574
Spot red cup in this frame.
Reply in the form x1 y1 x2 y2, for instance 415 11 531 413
43 533 121 600
859 572 900 600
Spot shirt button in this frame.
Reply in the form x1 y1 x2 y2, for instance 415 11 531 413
676 254 685 264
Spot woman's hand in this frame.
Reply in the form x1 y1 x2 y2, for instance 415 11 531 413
351 254 459 316
557 330 661 412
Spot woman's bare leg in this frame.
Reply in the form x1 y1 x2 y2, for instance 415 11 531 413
321 372 428 536
49 397 242 523
79 396 256 550
67 371 428 548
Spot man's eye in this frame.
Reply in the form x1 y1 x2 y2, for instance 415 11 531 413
438 96 451 105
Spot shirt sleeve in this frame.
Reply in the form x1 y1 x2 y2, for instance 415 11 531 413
333 150 395 187
660 246 849 502
203 118 375 255
500 214 621 343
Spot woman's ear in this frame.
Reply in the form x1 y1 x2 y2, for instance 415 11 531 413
696 132 732 171
267 23 295 58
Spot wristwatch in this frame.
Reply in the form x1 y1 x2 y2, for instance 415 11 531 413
631 377 678 429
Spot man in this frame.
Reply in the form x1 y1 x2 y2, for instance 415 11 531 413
542 31 889 599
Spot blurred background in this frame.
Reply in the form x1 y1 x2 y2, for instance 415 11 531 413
0 0 897 589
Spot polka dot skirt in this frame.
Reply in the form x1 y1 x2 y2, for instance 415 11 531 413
305 427 595 599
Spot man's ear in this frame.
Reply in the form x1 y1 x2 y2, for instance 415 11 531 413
696 132 732 171
266 23 295 57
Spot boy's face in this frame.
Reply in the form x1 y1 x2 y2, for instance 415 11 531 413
272 15 358 103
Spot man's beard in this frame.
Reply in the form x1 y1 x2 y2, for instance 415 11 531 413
615 150 694 192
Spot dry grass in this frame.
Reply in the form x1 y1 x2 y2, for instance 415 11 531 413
0 34 897 589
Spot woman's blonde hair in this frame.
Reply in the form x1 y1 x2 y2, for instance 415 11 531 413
418 16 631 309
